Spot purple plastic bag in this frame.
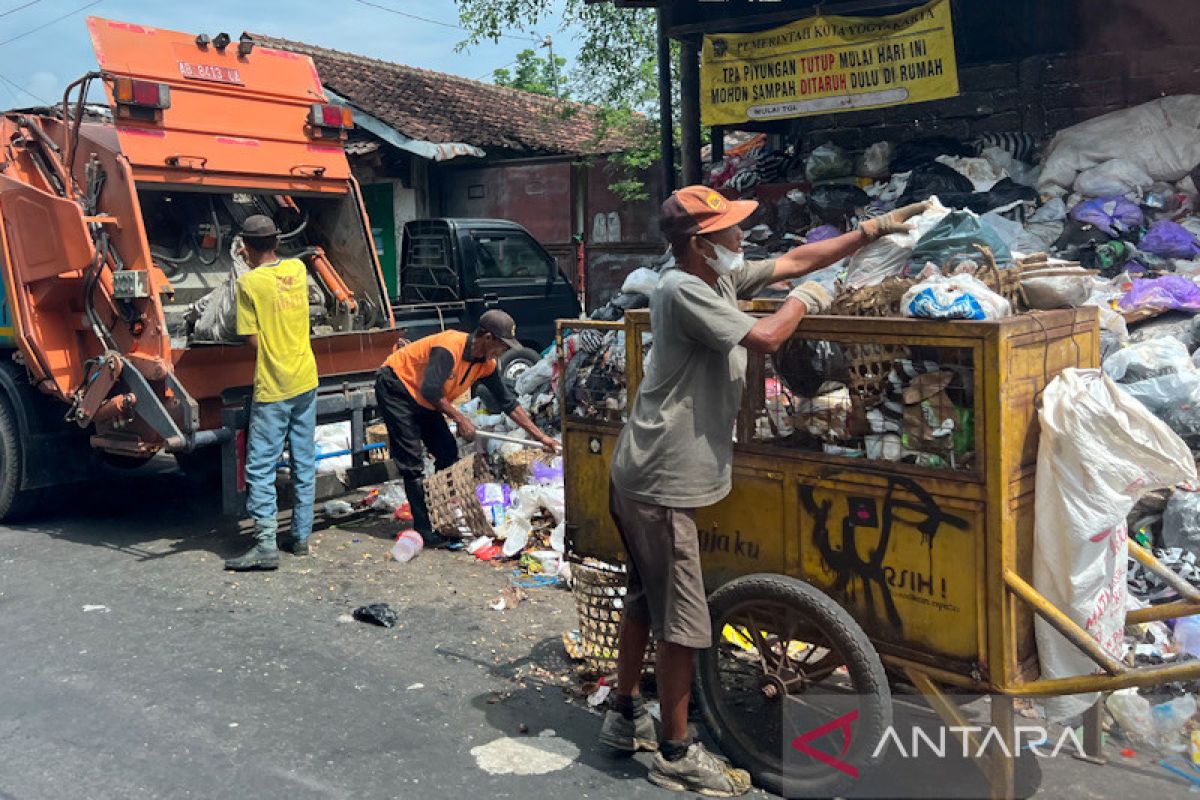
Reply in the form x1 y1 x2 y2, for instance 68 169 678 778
1139 220 1200 259
1119 275 1200 312
1069 196 1144 237
806 224 842 243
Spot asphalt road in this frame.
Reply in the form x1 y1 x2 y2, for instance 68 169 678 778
0 466 1194 799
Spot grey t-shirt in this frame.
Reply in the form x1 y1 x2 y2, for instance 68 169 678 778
610 259 777 508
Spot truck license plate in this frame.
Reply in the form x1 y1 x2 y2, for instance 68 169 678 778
177 61 243 85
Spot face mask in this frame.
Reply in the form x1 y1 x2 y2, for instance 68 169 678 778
702 240 745 277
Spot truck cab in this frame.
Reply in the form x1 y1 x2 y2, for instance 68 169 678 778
396 218 581 384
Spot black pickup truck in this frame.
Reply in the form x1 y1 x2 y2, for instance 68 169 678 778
392 218 581 385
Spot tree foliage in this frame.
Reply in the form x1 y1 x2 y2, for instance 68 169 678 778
492 48 568 98
456 0 671 200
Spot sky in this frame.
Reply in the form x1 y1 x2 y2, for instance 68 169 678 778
0 0 580 108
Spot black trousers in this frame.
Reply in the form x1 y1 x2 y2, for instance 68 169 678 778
374 368 458 538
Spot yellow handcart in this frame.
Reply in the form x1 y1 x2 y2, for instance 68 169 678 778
559 305 1200 798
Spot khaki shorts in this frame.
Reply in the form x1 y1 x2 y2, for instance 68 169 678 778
609 482 712 649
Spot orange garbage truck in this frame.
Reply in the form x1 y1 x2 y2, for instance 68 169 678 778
0 17 402 518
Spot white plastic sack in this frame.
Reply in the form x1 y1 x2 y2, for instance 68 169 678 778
621 267 661 297
1020 267 1098 309
1072 158 1154 198
1034 369 1197 721
980 146 1039 187
844 197 950 288
1102 338 1200 412
901 267 1011 320
314 422 352 474
980 206 1050 255
1038 95 1200 195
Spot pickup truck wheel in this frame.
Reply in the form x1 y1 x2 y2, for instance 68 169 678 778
0 394 43 521
498 347 541 388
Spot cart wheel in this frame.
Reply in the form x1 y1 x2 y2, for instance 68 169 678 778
695 574 892 797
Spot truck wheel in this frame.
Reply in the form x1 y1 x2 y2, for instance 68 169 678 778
498 347 541 389
0 394 43 521
695 573 891 797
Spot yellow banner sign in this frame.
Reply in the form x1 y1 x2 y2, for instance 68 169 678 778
700 0 959 126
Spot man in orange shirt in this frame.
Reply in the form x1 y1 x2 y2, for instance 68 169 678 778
376 309 559 546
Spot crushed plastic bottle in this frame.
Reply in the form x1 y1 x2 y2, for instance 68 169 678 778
391 530 423 563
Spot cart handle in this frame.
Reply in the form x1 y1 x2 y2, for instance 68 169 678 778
1003 569 1125 676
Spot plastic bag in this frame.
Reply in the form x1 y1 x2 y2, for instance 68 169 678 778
1118 275 1200 313
805 224 842 243
1151 694 1197 752
190 236 252 342
980 206 1052 255
908 209 1013 266
1020 267 1097 309
315 422 352 474
1138 220 1200 259
1106 689 1154 745
980 146 1038 187
807 184 870 224
1034 370 1197 721
901 267 1011 320
621 267 661 297
1163 398 1200 448
1039 95 1200 195
1068 196 1144 237
1102 337 1200 412
856 141 893 178
805 141 853 181
514 356 555 397
935 155 1008 192
897 162 973 205
1073 158 1154 197
843 198 951 288
1163 489 1200 551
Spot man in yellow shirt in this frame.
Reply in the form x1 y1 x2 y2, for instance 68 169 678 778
225 215 319 571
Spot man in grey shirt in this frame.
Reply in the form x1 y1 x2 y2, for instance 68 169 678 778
599 185 928 796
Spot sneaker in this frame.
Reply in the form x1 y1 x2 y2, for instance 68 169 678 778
599 709 658 753
421 530 452 549
285 539 310 556
224 544 279 571
648 742 752 797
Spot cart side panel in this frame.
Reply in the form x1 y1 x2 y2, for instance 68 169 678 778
694 462 789 591
563 424 624 561
794 471 986 666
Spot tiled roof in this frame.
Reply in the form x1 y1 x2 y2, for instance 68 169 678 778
253 34 630 158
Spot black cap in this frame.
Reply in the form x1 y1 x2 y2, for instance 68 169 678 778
242 214 280 238
478 309 521 351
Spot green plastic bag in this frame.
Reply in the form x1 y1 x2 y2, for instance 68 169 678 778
909 210 1012 268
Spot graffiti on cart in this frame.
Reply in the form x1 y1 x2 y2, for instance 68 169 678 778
799 476 969 632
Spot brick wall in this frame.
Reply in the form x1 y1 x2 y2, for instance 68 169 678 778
789 0 1200 152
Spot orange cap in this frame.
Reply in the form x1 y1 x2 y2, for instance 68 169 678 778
660 185 758 241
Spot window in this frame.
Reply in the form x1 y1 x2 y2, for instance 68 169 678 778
472 234 551 281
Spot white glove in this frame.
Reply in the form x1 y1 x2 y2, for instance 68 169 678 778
788 281 832 315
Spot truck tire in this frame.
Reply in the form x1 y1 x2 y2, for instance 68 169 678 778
695 573 891 797
498 347 541 388
0 394 43 521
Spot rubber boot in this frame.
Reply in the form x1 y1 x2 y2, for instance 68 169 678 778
225 521 280 571
402 476 449 548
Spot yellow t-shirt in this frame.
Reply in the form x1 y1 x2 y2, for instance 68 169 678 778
236 258 319 403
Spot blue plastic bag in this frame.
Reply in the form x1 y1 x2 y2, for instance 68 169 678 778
1069 196 1143 237
1139 220 1200 259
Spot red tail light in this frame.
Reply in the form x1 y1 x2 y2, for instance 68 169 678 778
308 103 353 139
113 77 170 122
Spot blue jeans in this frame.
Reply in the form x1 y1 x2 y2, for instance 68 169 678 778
244 389 316 547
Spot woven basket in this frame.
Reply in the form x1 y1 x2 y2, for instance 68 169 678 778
502 448 554 486
425 453 493 539
570 560 656 675
831 244 1030 318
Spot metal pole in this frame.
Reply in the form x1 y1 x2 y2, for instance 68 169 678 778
711 125 725 163
655 8 675 200
679 36 702 186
